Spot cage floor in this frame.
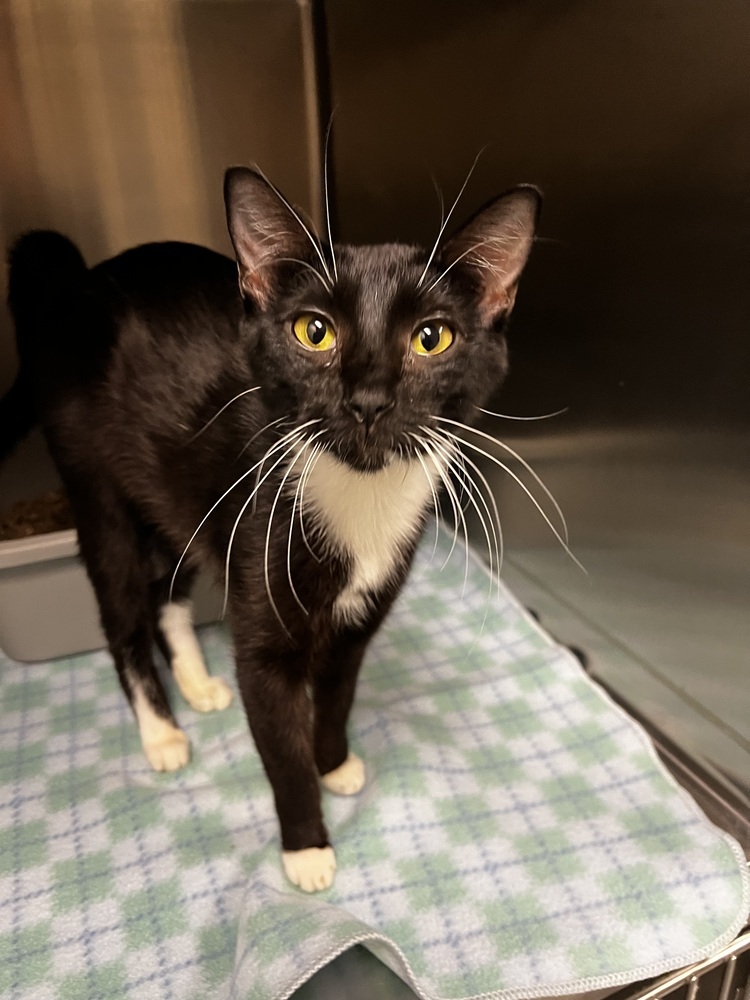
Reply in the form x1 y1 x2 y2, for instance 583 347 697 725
467 424 750 801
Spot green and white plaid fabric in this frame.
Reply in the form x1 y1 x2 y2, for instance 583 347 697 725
0 533 747 1000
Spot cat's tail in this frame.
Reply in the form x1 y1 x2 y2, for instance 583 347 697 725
1 231 87 463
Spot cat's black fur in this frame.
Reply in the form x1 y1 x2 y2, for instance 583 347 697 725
2 168 540 889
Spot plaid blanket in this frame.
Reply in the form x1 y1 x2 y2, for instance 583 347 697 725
1 533 747 1000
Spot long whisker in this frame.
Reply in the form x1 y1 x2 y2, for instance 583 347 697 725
429 170 445 234
273 257 332 292
450 441 472 513
422 428 501 596
287 440 323 610
438 426 586 574
419 437 471 598
413 445 442 559
236 414 290 465
453 449 504 581
251 163 334 286
188 386 261 442
416 148 485 289
286 433 327 613
169 419 320 600
426 232 549 293
323 116 337 282
476 405 569 421
424 430 507 652
250 422 297 511
261 435 324 635
424 428 504 591
411 432 459 566
434 415 570 545
423 239 492 294
221 433 308 618
298 445 324 562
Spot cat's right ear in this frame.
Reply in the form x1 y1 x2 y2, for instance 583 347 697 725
441 185 542 325
224 167 312 308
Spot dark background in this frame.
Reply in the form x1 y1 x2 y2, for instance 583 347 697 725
325 0 750 428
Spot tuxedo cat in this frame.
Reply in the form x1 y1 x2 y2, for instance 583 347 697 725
2 168 540 891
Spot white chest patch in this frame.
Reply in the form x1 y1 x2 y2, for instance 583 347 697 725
300 451 443 624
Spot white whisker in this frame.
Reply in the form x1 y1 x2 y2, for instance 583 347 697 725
287 442 322 605
169 419 320 601
419 436 471 597
423 239 492 294
435 415 570 545
476 405 569 421
437 425 586 574
286 434 327 613
221 433 309 619
246 418 297 516
188 386 260 442
298 445 324 562
454 449 504 579
251 163 334 286
274 257 332 291
261 432 325 636
236 414 289 465
416 149 484 289
412 432 459 566
424 430 506 652
422 428 501 597
323 117 337 282
412 444 442 558
428 169 446 237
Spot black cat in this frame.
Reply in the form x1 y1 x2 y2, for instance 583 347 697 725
2 168 540 891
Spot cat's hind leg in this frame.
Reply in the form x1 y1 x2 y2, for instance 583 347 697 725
151 561 232 713
156 596 233 713
320 752 366 796
66 478 190 772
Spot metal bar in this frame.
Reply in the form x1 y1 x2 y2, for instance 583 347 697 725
621 929 750 1000
719 956 738 1000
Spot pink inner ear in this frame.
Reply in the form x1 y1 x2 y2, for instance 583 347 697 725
477 279 519 325
237 250 272 308
441 187 540 323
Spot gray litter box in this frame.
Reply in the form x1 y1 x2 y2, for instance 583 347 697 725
0 527 221 663
0 435 221 663
0 528 103 661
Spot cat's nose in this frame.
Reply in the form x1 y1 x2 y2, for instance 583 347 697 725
345 388 395 430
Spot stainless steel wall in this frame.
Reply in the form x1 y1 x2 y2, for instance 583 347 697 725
0 0 322 394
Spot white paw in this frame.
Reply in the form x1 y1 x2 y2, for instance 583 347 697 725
320 752 365 795
178 674 233 713
282 846 336 892
143 728 190 772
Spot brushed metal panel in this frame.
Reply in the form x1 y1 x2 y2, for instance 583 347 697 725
0 0 321 393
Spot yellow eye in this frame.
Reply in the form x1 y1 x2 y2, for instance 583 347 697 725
411 322 454 356
292 313 336 352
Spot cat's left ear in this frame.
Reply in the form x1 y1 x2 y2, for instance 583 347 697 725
224 167 315 308
442 185 542 324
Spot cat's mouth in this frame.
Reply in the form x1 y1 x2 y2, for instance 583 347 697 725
329 433 402 474
335 444 397 474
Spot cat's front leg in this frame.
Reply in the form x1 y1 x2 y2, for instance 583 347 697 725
314 612 389 796
234 637 335 892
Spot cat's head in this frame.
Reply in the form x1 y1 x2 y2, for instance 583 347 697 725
224 167 540 472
